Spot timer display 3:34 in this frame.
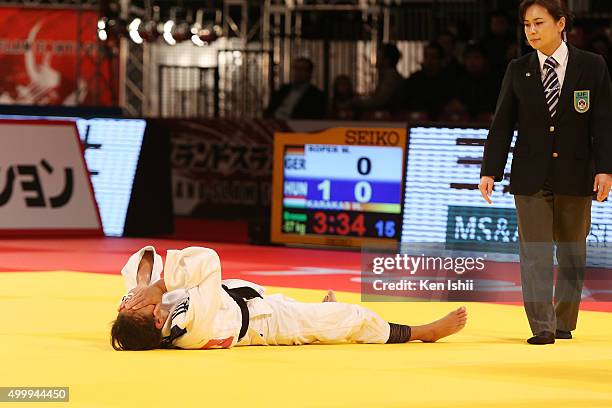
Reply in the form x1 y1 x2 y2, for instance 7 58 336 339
309 211 399 238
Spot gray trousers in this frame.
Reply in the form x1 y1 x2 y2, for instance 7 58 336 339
514 186 592 335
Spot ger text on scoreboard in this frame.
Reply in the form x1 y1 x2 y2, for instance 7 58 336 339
271 127 407 247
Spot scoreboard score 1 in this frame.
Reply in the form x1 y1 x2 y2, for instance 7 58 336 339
271 127 407 247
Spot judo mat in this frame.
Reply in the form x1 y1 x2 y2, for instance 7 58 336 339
1 238 611 408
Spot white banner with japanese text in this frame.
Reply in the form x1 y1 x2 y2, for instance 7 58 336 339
0 120 102 234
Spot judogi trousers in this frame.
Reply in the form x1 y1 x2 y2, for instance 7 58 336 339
514 181 592 335
242 294 391 346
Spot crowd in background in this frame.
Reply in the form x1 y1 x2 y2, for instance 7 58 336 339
264 10 612 123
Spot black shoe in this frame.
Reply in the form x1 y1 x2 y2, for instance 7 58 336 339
527 331 555 345
555 330 572 339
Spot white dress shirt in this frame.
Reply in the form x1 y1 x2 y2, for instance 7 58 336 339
537 40 569 90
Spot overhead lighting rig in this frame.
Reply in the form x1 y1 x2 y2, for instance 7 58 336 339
104 3 222 47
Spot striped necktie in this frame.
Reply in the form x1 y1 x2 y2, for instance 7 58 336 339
543 56 560 117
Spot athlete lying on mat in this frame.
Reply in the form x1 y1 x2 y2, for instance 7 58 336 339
111 246 467 350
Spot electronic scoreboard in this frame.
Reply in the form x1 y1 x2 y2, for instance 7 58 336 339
271 127 406 247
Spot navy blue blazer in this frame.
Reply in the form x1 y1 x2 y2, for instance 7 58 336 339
481 44 612 196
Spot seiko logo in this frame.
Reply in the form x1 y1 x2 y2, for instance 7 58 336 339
345 130 400 146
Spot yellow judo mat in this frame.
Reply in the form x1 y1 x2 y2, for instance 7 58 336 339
1 271 612 408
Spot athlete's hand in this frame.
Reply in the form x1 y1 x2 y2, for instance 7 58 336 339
479 176 495 204
118 284 148 311
594 173 612 202
122 283 164 311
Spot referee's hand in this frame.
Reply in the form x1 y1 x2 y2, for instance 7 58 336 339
594 173 612 202
479 176 494 204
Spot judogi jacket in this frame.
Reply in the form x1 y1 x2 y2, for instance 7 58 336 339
120 246 270 349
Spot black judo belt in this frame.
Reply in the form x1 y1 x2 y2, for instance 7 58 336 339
222 285 263 341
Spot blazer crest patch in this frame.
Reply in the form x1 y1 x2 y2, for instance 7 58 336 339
574 90 590 113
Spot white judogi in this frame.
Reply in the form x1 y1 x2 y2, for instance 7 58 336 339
120 246 390 349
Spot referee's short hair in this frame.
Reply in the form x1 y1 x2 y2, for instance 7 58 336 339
519 0 574 32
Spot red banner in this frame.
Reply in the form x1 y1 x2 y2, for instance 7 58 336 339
0 8 117 106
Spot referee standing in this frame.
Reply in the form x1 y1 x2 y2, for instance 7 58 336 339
479 0 612 344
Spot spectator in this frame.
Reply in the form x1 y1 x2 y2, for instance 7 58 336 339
402 42 453 120
352 43 405 114
444 44 499 121
437 31 465 83
330 74 355 119
478 10 517 83
264 57 326 120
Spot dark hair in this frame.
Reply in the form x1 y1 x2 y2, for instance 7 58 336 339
333 74 354 92
437 31 457 42
380 43 401 66
489 10 510 21
463 43 486 58
425 41 444 57
293 57 314 74
519 0 574 31
111 313 162 351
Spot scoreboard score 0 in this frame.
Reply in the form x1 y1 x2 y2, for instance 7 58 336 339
271 127 407 247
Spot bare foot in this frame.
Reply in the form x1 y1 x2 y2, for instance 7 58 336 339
322 290 337 302
411 307 467 342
